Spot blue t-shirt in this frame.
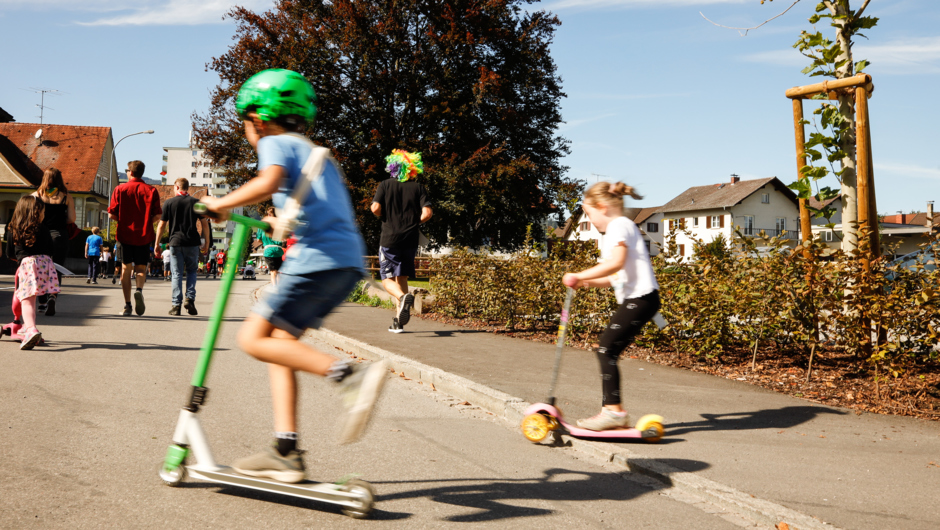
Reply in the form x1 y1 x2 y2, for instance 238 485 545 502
86 234 103 256
257 134 365 276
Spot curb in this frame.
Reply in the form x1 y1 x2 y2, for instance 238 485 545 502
309 326 839 530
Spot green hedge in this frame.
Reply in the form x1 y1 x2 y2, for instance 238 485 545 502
430 229 940 368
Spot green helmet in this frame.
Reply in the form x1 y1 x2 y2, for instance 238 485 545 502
235 69 317 124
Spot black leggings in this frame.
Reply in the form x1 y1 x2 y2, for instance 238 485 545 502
596 290 660 406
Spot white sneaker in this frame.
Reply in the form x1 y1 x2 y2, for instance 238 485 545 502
338 360 388 444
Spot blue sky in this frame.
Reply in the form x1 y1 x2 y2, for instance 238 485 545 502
1 0 937 217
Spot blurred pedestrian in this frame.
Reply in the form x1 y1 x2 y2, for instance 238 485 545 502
31 167 75 316
85 226 103 284
258 206 285 285
107 160 161 316
154 177 210 316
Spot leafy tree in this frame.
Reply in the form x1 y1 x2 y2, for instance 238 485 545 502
760 0 878 252
192 0 580 251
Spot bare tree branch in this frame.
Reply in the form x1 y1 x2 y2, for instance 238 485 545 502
823 1 837 16
855 0 873 20
700 0 802 37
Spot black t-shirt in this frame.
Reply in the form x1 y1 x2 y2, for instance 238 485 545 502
6 226 54 263
161 194 204 247
372 179 431 249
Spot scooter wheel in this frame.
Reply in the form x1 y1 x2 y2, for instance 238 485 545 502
635 414 665 443
521 413 554 443
340 479 375 519
158 462 187 487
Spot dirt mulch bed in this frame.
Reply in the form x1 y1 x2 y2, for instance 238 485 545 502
417 312 940 421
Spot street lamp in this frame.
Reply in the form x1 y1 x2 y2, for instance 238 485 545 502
106 129 154 235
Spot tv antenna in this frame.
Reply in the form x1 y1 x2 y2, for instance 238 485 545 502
590 173 609 183
21 87 64 125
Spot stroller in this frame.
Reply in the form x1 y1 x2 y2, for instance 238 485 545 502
242 260 256 280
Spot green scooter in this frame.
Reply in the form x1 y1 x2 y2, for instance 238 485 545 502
159 204 375 519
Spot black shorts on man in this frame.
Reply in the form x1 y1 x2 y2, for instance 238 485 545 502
378 247 416 279
116 242 152 265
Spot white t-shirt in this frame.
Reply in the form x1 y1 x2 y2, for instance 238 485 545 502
600 216 659 304
162 249 171 261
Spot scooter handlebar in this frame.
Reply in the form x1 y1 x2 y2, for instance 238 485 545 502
194 202 271 232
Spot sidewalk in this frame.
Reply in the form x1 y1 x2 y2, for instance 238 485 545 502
306 295 940 530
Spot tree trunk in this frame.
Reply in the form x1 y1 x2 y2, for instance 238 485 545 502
831 1 859 253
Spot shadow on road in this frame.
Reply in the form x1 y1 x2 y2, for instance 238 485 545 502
665 405 847 436
36 341 215 353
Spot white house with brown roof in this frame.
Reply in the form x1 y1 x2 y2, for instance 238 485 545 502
557 205 664 257
659 176 801 260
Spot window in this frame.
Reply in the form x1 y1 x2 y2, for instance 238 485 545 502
192 150 197 156
204 173 210 179
743 215 755 236
579 221 591 231
191 161 196 167
645 240 651 252
709 215 724 228
646 222 658 233
692 217 699 228
824 230 833 242
191 172 196 178
761 193 770 204
775 217 786 233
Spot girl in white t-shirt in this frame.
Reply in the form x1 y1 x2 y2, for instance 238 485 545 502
562 182 661 432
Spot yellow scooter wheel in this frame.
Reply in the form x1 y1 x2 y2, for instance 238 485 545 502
634 414 665 443
521 413 555 443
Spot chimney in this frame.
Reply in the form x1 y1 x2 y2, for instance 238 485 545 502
730 174 740 185
928 201 935 229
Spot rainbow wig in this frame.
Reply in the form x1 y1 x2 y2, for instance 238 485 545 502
385 149 423 182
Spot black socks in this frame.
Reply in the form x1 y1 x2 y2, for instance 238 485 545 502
274 432 298 456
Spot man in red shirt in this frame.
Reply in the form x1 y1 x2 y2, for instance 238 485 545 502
108 160 162 316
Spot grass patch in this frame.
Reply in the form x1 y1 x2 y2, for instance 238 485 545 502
345 281 396 310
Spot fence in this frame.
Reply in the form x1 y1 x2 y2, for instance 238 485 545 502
363 255 442 278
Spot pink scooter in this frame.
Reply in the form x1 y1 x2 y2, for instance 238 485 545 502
1 278 45 346
520 288 663 444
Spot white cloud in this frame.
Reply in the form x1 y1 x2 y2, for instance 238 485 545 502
544 0 747 10
875 162 940 180
743 37 940 75
68 0 276 26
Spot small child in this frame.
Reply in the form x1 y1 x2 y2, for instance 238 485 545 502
562 182 660 431
201 69 386 484
5 195 60 350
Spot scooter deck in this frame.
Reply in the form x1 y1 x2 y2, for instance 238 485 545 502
188 465 364 507
524 403 662 440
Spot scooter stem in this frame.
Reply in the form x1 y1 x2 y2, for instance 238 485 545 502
546 288 575 406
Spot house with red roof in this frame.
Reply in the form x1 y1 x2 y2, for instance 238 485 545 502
0 122 117 231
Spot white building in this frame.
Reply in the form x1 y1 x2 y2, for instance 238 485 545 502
162 144 242 249
659 176 801 261
558 205 664 257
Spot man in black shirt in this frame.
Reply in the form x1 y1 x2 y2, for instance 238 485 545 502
154 178 210 316
370 150 432 333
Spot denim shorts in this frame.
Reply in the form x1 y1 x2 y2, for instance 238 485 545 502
252 268 363 337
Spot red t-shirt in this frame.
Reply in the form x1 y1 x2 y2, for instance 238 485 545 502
217 252 225 265
108 178 162 246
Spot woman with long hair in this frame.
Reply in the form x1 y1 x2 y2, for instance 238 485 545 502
31 167 76 316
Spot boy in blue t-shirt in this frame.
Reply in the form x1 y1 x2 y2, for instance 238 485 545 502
85 227 104 284
200 69 386 484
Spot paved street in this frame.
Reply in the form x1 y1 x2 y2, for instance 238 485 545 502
1 277 746 528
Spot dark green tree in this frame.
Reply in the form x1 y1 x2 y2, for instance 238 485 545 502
192 0 580 251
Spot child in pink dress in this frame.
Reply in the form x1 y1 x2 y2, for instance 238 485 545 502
5 195 59 350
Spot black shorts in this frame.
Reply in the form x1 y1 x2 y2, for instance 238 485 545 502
264 256 283 272
378 246 416 279
116 242 152 265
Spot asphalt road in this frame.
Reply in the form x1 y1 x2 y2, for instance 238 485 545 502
0 277 750 528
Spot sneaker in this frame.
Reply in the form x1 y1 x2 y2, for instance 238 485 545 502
134 290 146 316
338 360 388 444
45 296 56 317
37 303 47 313
388 318 404 334
576 409 630 432
168 306 181 316
112 277 116 284
92 281 98 285
183 299 197 316
398 292 414 327
86 278 91 284
120 304 132 316
20 329 42 350
232 444 305 483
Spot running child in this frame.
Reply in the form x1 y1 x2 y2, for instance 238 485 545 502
5 196 60 350
200 69 386 484
562 182 660 431
257 207 285 286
